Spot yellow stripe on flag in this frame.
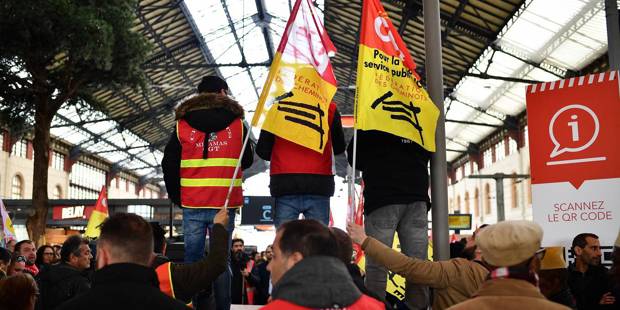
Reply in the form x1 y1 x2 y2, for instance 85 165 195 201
84 186 109 239
180 158 238 168
180 178 242 187
84 210 107 238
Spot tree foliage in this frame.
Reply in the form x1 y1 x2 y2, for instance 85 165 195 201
0 0 151 242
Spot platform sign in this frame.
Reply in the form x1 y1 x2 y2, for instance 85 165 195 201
526 71 620 247
240 196 275 225
448 214 472 230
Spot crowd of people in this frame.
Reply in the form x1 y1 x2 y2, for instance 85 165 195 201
0 74 619 310
1 217 619 310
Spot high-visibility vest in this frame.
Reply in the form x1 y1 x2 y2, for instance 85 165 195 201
155 262 175 299
177 118 243 208
270 103 336 175
261 294 385 309
155 262 193 308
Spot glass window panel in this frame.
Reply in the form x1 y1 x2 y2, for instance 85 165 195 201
11 175 23 199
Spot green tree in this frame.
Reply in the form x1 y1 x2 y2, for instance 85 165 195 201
0 0 151 243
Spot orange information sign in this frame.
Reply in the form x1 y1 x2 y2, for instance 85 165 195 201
526 71 620 247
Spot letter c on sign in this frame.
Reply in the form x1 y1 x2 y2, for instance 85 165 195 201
373 16 404 60
262 209 272 221
374 16 391 42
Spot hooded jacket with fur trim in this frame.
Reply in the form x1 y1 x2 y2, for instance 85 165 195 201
162 93 254 206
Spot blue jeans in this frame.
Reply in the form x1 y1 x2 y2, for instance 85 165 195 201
183 208 236 310
273 195 330 227
364 202 429 310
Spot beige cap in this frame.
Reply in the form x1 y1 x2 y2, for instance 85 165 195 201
615 229 620 248
540 247 566 270
476 220 543 267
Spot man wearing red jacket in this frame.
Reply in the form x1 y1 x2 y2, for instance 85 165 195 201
261 219 384 310
256 102 345 227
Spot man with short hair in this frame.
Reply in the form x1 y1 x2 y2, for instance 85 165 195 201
348 222 489 310
230 238 251 304
261 219 384 309
568 233 613 309
448 220 569 309
57 213 188 310
15 240 38 276
248 245 273 305
162 75 254 310
38 235 92 309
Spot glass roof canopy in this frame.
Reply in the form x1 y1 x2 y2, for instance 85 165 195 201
51 103 163 179
445 0 609 160
183 0 611 162
48 0 610 182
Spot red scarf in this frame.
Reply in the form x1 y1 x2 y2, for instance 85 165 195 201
488 265 539 288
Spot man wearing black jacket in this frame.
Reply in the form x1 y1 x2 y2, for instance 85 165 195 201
568 233 613 309
57 213 188 310
256 102 345 227
38 236 92 309
162 76 254 310
347 130 430 309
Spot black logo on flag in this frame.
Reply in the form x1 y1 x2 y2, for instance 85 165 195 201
371 91 424 145
275 91 326 149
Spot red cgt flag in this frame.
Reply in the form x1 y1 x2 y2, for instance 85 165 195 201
84 186 108 238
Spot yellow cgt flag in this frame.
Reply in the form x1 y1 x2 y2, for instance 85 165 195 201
355 0 439 152
251 0 338 153
84 186 109 239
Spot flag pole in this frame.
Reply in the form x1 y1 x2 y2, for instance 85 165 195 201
348 128 358 223
223 122 253 210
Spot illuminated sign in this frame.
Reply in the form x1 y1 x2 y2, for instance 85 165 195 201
448 214 472 230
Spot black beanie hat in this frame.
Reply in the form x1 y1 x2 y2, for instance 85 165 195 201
197 75 229 94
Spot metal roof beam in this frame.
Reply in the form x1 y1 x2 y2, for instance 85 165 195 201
483 0 603 112
255 0 275 63
491 43 567 78
445 119 502 128
114 90 171 138
447 96 505 122
447 148 467 153
179 1 225 80
442 0 469 42
55 114 158 172
398 1 420 35
220 0 260 98
51 101 175 130
90 144 151 155
137 6 195 89
143 38 200 65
